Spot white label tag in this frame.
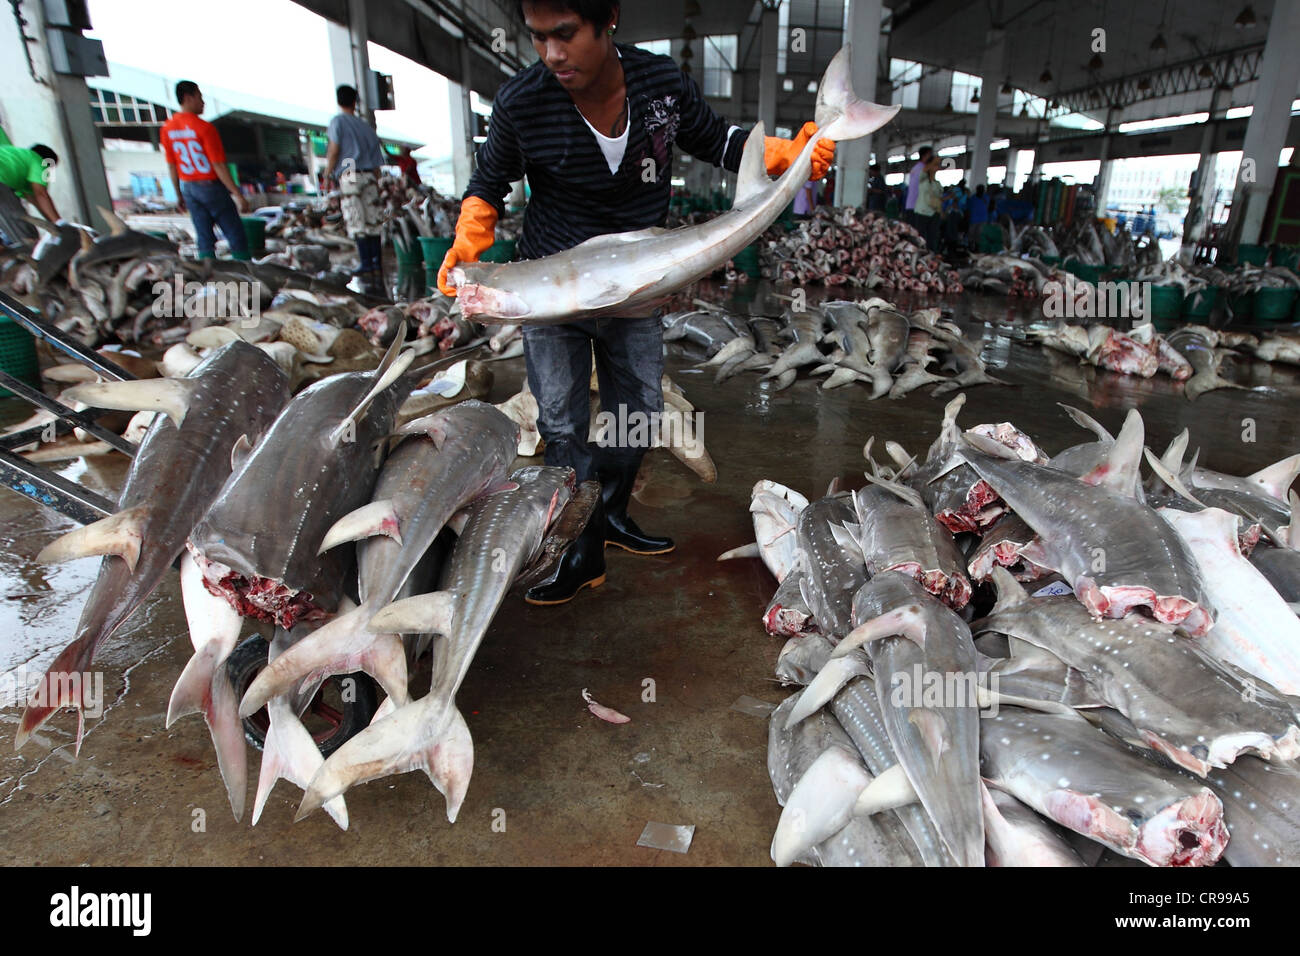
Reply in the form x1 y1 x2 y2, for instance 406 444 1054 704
1032 580 1074 597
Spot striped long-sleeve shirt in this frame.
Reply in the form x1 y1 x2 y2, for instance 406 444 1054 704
465 43 751 261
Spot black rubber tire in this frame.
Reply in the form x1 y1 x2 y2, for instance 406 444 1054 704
225 635 379 758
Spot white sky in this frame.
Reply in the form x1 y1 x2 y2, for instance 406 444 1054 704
86 0 453 159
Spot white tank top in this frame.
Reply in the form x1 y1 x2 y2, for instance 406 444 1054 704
580 101 630 175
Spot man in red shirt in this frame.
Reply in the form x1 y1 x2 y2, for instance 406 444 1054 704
393 146 420 189
160 81 250 260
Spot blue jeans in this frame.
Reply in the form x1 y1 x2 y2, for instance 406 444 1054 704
180 179 248 259
522 315 664 483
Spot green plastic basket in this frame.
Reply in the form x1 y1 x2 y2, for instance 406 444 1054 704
1146 284 1184 321
240 216 266 256
732 243 761 279
1226 290 1255 321
1040 254 1062 266
1254 287 1297 322
0 314 39 399
394 238 424 269
1237 243 1268 266
479 239 517 263
1272 246 1300 273
419 236 454 291
1181 286 1220 318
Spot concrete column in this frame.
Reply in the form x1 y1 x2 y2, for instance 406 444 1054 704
1092 108 1118 213
328 0 375 124
758 4 779 135
0 4 112 229
1180 88 1228 261
458 39 476 182
1226 0 1300 249
1003 147 1020 192
447 78 473 196
835 0 883 207
968 28 1006 189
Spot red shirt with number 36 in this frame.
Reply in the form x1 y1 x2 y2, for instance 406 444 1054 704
160 112 227 182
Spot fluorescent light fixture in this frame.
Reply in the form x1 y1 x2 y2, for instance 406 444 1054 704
1117 112 1208 133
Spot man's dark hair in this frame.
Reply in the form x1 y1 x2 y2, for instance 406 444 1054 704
175 80 199 105
337 85 359 109
30 144 58 165
917 145 934 160
975 184 986 196
515 0 620 32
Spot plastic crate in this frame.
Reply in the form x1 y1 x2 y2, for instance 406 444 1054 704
1181 286 1220 318
479 239 517 263
1254 287 1297 322
1147 284 1184 321
0 314 39 399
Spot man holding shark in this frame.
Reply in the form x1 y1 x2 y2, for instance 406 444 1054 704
438 0 837 604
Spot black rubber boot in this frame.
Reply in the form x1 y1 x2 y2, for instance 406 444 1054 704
524 495 608 605
599 454 674 555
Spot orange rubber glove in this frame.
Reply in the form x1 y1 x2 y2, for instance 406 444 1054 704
437 196 499 296
765 121 836 181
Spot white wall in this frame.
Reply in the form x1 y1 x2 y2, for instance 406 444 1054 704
0 4 80 217
101 141 171 200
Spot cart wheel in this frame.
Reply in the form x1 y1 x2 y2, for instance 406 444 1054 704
226 635 379 758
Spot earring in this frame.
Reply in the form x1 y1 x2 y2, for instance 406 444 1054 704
608 26 616 34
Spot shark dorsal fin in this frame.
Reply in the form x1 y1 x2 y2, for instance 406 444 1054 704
1079 407 1144 498
733 121 770 209
1247 454 1300 504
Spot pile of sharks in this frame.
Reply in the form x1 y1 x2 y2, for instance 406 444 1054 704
1030 321 1300 400
664 296 1006 398
724 393 1300 866
13 330 611 828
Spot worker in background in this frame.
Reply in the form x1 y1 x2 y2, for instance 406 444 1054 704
904 145 933 228
325 85 386 296
0 142 61 245
966 183 989 247
866 162 886 212
393 145 420 189
161 81 250 261
437 0 834 605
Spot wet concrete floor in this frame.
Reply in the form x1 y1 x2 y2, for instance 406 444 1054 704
1 285 1297 865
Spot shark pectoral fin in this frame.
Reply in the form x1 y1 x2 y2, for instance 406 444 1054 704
733 122 770 209
783 654 873 728
252 698 349 830
1057 403 1114 441
328 332 414 446
717 542 761 561
852 762 918 816
771 746 873 867
1144 448 1205 506
36 504 148 572
230 434 253 472
832 605 928 657
97 206 128 236
1160 428 1190 473
318 499 402 554
1248 454 1300 503
828 521 863 559
989 566 1030 613
908 709 951 767
1080 408 1145 497
977 686 1076 716
62 378 195 429
368 591 456 636
173 552 244 727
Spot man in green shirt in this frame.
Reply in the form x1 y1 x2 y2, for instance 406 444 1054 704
0 143 62 246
